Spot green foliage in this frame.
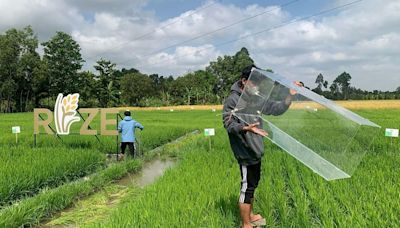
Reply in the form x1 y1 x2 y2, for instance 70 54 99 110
206 47 254 101
169 70 217 105
312 71 400 100
94 59 119 107
121 72 154 106
333 71 352 100
313 73 328 94
0 26 42 112
42 31 84 96
76 71 99 107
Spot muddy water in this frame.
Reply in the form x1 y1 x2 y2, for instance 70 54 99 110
118 159 175 187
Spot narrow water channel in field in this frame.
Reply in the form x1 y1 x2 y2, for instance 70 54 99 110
42 158 176 227
118 159 175 187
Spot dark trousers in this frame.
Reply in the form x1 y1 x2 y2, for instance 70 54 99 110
239 162 261 204
121 142 135 158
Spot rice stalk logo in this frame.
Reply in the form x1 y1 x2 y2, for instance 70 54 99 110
54 93 80 135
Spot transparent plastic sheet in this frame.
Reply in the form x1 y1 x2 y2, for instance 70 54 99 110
233 69 380 181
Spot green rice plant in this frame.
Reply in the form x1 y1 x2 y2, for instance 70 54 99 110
0 110 218 226
0 110 211 207
86 133 239 227
1 109 400 227
84 109 400 227
0 146 105 206
0 159 142 228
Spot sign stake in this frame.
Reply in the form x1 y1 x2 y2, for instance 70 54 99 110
204 128 215 151
12 126 21 144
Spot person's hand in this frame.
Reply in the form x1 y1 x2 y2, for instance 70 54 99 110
289 81 304 95
243 122 268 137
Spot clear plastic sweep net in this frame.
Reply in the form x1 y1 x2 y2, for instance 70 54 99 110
233 68 380 181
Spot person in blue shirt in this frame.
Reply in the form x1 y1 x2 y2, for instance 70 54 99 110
118 110 144 159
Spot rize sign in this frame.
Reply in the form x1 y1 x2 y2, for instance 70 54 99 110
34 93 118 136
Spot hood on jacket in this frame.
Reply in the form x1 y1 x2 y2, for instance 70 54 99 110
124 116 132 121
231 81 242 95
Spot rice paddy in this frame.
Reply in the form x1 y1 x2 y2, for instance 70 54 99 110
0 103 399 227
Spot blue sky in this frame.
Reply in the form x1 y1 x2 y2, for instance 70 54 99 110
144 0 329 20
0 0 399 91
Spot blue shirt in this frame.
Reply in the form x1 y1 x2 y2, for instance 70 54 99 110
118 116 144 142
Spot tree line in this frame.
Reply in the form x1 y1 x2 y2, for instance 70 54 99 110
311 72 400 100
1 26 399 113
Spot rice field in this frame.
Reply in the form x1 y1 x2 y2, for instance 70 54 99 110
0 103 399 227
83 108 400 227
0 111 194 207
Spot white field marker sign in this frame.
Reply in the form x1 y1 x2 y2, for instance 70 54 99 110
385 128 399 137
204 128 215 151
385 128 399 146
12 126 21 143
204 128 215 136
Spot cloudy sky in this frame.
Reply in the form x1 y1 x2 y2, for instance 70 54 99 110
0 0 399 91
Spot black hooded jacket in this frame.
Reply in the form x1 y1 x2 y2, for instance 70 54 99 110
222 81 290 165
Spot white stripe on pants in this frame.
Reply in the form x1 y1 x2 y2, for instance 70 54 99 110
239 165 247 203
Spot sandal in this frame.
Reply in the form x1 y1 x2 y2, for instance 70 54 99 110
250 216 266 227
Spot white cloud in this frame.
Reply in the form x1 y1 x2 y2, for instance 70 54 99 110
243 0 400 90
66 0 148 15
143 44 221 75
356 33 400 55
0 0 399 90
150 2 288 51
76 1 289 74
0 0 85 40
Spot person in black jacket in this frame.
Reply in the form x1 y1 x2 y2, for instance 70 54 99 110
222 65 301 227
